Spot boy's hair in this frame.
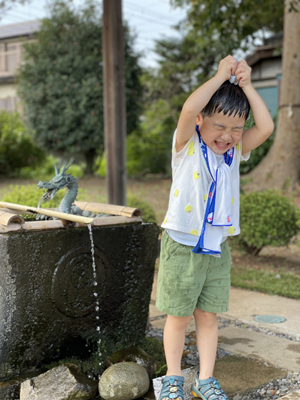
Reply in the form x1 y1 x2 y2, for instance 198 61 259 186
201 80 250 120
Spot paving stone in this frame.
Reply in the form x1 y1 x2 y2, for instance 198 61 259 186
280 390 300 399
218 326 300 372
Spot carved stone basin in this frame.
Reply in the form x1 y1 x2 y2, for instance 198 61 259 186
0 215 159 380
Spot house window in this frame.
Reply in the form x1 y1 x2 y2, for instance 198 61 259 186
0 96 18 113
0 42 22 77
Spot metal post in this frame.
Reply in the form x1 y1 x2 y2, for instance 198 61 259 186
102 0 126 205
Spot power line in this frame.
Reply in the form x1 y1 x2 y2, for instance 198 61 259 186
124 0 180 21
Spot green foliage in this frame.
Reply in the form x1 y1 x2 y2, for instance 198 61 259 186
231 264 300 300
17 0 143 173
170 0 283 75
127 194 157 224
0 111 45 176
95 98 175 177
127 99 175 176
237 190 299 254
16 155 85 180
240 111 276 175
1 184 87 209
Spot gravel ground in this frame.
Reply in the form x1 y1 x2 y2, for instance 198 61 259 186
147 316 300 399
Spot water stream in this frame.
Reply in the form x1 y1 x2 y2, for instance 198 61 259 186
87 224 102 376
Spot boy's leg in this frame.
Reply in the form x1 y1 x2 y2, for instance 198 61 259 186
193 308 218 379
164 314 192 376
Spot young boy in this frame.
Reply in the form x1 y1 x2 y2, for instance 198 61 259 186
156 55 274 400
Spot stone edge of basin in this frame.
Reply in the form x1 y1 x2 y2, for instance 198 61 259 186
0 215 144 233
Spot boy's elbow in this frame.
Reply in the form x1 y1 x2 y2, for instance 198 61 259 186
266 120 275 137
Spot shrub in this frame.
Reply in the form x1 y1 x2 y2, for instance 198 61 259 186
0 111 45 176
1 184 87 212
127 195 157 224
237 190 299 254
16 155 86 180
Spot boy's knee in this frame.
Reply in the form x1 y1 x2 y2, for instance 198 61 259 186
166 314 192 329
194 308 217 327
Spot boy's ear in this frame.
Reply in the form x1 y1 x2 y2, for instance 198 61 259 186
196 113 203 127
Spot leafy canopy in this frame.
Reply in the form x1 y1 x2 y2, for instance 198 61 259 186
17 0 143 172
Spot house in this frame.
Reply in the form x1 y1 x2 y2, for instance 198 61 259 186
246 33 283 118
0 20 40 112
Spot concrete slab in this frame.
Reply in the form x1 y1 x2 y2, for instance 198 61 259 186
223 287 300 337
280 390 300 399
218 326 300 372
151 356 286 400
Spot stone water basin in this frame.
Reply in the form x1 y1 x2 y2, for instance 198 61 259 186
0 210 159 381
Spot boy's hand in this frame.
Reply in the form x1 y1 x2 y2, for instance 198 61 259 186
216 55 238 81
235 60 252 89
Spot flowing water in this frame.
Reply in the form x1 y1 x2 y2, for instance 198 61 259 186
87 224 103 375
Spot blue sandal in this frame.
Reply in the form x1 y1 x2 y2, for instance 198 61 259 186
159 375 185 400
191 374 228 400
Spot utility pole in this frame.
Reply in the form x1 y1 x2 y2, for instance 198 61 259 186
102 0 126 205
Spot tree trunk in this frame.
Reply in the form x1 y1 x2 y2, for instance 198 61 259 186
84 149 96 176
245 0 300 192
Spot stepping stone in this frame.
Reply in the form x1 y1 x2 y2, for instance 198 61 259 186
280 390 300 399
151 355 286 400
218 326 300 371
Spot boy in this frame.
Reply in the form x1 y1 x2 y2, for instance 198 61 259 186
156 55 274 400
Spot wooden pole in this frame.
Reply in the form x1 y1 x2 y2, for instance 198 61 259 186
102 0 126 205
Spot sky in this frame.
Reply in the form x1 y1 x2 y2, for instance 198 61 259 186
0 0 184 67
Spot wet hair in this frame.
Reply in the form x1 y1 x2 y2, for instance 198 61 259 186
201 80 250 120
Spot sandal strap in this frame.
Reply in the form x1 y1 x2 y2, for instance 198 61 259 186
193 376 228 400
159 375 184 400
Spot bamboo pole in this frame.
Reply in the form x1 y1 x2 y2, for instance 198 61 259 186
0 211 24 226
0 202 94 225
74 201 141 217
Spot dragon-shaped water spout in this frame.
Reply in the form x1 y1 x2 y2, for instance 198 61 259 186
37 159 81 215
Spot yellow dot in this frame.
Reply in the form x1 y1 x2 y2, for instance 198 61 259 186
163 217 168 224
193 171 200 180
236 143 241 151
228 227 235 234
188 141 194 149
172 146 175 153
187 148 195 156
232 197 234 205
174 189 179 197
190 229 199 236
204 194 208 201
184 205 193 213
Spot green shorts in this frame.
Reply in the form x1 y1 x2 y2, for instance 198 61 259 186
156 231 231 317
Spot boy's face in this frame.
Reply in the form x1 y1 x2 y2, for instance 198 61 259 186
196 112 246 155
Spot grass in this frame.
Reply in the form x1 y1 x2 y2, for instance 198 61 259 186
231 264 300 299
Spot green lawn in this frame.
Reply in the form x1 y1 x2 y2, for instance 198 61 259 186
231 264 300 299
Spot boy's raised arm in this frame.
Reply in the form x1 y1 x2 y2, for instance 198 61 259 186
176 56 237 152
236 60 275 155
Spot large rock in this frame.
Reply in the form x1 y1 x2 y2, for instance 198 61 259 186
107 347 157 378
0 222 159 379
20 364 98 400
99 362 150 400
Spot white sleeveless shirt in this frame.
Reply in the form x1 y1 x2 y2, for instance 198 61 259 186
161 129 250 254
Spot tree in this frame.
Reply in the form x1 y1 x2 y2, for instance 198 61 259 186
170 0 284 78
18 0 143 174
242 0 300 191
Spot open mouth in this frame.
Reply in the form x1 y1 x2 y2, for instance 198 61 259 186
214 140 231 150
